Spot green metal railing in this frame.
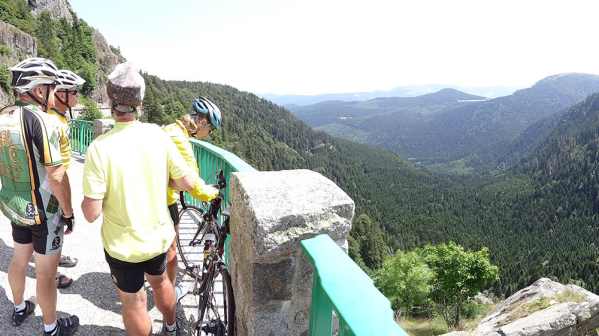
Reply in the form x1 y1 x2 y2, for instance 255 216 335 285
187 139 256 265
186 139 256 207
69 120 94 155
302 234 407 336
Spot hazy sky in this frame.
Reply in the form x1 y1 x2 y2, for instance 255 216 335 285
70 0 599 95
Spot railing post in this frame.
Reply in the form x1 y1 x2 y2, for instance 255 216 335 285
228 169 354 336
309 276 333 336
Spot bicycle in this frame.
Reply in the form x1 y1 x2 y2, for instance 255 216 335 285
175 170 235 336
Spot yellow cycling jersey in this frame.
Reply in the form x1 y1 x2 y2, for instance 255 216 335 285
47 109 71 169
163 120 218 206
83 121 191 263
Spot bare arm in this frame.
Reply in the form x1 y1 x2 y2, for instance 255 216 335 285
46 165 73 217
81 196 103 223
169 174 196 192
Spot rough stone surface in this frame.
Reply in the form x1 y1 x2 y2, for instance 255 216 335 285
229 169 355 336
28 0 74 23
0 21 37 106
90 29 123 104
94 118 114 137
441 278 599 336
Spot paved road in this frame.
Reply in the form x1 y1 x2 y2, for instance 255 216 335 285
0 159 200 335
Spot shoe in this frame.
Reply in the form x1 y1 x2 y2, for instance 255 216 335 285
161 322 181 336
12 300 35 326
43 315 79 336
56 274 73 289
58 255 78 268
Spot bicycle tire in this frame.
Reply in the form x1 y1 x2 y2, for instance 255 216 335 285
221 268 235 336
195 266 236 336
176 205 207 277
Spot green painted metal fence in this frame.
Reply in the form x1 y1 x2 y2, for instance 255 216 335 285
69 119 94 155
186 139 256 206
187 139 257 265
302 234 407 336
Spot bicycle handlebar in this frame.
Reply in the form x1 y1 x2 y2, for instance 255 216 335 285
180 170 227 214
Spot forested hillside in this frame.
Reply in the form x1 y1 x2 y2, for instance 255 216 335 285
142 75 599 297
290 74 599 171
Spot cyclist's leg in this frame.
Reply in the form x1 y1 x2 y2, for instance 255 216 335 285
105 251 152 335
145 252 176 326
31 219 64 325
9 223 34 308
166 203 179 284
116 289 151 336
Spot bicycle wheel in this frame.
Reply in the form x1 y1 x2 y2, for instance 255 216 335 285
176 206 207 277
196 266 236 336
221 268 235 336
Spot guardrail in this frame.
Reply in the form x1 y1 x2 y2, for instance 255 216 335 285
302 234 407 336
69 119 94 155
187 139 257 266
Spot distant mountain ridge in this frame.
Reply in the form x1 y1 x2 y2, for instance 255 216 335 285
289 73 599 170
263 84 517 106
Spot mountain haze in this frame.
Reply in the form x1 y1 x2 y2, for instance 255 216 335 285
290 73 599 170
264 84 517 106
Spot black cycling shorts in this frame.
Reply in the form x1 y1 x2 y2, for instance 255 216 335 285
104 251 167 293
168 203 179 226
12 219 64 255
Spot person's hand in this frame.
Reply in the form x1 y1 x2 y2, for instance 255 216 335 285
62 214 74 234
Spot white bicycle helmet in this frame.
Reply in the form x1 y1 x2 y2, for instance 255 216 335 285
107 62 145 112
56 69 86 91
10 57 60 93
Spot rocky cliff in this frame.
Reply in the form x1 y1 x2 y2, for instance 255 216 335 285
443 278 599 336
0 21 37 105
90 28 123 103
28 0 74 23
0 0 122 106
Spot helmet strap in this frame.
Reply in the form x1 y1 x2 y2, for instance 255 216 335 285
43 85 51 112
54 92 70 118
26 91 46 111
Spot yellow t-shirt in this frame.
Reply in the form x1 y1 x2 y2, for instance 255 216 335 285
83 121 191 263
163 120 218 206
47 109 71 169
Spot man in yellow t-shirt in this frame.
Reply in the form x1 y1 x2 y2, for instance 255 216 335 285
163 96 222 286
81 63 196 336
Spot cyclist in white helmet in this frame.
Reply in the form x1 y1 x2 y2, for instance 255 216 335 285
47 69 87 289
2 57 79 336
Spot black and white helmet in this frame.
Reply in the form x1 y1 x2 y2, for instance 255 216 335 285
10 57 60 93
56 70 85 91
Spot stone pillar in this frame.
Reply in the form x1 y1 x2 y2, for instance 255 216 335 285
229 169 355 336
94 118 114 137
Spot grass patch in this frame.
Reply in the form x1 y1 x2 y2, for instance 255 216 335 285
463 304 496 330
398 304 496 335
0 43 10 56
399 316 448 336
502 289 586 326
0 65 10 92
504 297 551 325
555 289 585 303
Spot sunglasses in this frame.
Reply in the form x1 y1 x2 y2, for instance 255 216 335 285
57 90 78 96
